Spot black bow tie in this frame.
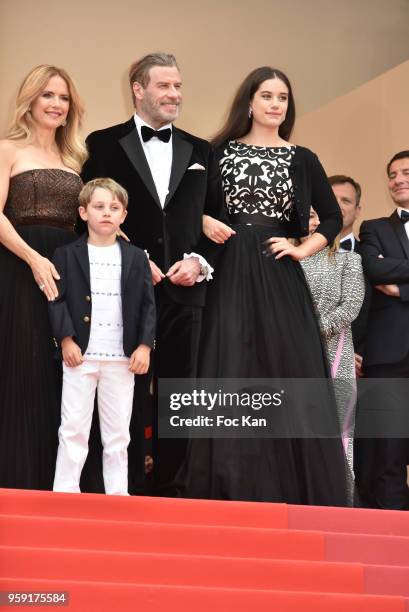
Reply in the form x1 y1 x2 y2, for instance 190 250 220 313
141 125 171 143
400 210 409 224
340 238 353 251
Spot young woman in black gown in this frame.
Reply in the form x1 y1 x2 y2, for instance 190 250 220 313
0 65 87 489
177 67 350 506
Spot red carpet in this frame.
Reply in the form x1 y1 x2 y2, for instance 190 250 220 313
1 489 408 610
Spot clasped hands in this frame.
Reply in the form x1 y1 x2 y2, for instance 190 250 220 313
149 257 201 287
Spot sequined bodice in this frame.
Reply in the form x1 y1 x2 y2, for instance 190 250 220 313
220 141 296 222
4 169 82 227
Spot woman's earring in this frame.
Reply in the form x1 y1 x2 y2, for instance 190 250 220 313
61 120 67 127
248 107 253 118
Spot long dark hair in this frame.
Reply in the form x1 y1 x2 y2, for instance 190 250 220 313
212 66 295 148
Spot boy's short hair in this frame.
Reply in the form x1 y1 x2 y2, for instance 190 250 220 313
79 178 129 209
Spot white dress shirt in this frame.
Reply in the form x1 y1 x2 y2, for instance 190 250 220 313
134 113 172 208
133 112 213 281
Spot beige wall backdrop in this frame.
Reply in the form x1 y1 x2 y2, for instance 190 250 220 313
1 0 409 222
294 60 409 226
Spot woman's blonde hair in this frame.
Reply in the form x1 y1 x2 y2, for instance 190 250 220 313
327 234 341 257
7 65 88 173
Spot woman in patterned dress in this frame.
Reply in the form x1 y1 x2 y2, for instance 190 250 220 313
177 66 350 505
0 65 87 489
300 209 365 476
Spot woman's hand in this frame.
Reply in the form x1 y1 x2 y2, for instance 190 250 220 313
264 237 306 261
29 253 60 301
203 215 236 244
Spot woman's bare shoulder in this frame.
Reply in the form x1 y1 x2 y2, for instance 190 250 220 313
0 139 20 158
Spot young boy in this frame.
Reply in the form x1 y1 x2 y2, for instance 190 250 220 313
49 178 155 495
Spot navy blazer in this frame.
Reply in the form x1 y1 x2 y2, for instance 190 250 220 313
48 235 156 358
360 211 409 366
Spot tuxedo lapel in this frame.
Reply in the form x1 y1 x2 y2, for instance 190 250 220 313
74 234 91 286
165 128 193 208
390 210 409 259
118 123 162 210
119 239 132 293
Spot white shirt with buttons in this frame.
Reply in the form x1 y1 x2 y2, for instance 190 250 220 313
133 112 213 281
134 113 172 208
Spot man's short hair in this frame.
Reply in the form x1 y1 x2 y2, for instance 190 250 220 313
79 178 128 209
328 174 362 206
387 150 409 176
129 52 179 105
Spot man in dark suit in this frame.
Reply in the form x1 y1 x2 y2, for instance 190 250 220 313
329 174 362 254
357 151 409 510
329 175 371 368
81 52 221 496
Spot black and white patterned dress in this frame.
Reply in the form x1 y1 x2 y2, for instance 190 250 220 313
301 248 365 476
177 141 349 506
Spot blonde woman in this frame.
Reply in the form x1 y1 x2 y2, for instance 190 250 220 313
0 65 87 489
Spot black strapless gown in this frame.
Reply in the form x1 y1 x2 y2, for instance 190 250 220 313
0 170 83 489
176 142 350 506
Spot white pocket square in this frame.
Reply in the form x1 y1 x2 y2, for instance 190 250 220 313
188 163 206 170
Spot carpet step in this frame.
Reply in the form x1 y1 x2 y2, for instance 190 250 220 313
0 578 406 612
0 514 325 561
2 489 409 537
2 514 409 566
325 531 409 566
0 489 288 528
1 546 365 594
288 504 409 536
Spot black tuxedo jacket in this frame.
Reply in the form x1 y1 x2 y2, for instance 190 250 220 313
48 235 156 357
349 238 372 355
359 211 409 366
81 118 223 307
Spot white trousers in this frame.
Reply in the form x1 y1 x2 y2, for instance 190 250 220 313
53 360 135 495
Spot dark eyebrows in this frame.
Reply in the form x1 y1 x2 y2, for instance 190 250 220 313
259 90 288 95
389 163 409 178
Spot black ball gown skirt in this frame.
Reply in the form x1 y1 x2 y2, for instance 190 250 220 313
176 218 350 506
0 226 77 490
